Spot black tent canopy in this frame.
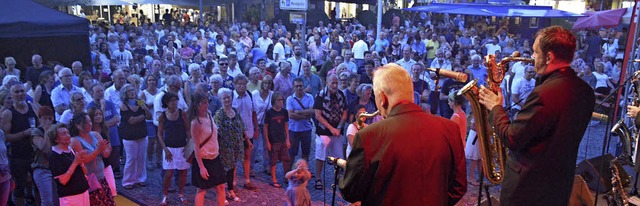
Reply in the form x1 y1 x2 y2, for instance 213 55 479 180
0 0 91 73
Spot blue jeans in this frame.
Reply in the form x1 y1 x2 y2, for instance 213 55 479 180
251 124 270 171
289 130 312 161
33 168 58 206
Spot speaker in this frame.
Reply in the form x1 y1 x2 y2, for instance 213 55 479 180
575 154 630 193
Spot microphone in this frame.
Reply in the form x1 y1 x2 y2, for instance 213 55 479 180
426 67 468 83
634 59 640 62
327 156 346 169
591 112 608 122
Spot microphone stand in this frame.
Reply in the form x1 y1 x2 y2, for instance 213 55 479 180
477 171 484 206
330 161 340 206
593 72 638 206
433 68 441 116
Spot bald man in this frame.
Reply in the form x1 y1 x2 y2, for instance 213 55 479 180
339 63 466 205
25 54 52 90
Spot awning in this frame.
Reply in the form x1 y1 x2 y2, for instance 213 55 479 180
404 3 586 18
34 0 132 6
326 0 375 5
125 0 232 6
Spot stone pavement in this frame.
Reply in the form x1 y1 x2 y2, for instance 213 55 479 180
117 121 614 205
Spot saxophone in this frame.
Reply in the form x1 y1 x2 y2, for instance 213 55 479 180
612 119 634 165
356 110 379 130
457 51 534 184
613 74 640 167
606 157 630 206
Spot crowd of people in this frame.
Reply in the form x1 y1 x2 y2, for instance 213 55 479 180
0 8 635 206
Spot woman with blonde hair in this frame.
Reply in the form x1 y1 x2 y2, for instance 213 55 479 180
3 57 20 78
253 75 274 174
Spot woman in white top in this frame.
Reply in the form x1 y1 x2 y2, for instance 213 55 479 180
183 63 205 106
214 36 226 58
252 75 273 173
593 62 615 95
346 106 367 158
60 92 87 124
140 74 161 168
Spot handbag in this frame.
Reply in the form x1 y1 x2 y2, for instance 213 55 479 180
103 165 117 197
70 141 102 192
184 114 214 164
86 173 102 192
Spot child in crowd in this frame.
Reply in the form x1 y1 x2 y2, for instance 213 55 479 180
264 92 291 188
285 159 311 206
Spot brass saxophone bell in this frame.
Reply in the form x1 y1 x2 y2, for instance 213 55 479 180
356 110 379 130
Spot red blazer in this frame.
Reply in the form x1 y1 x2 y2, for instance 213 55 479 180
339 103 466 206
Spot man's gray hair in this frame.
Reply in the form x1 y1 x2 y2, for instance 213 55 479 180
372 63 414 103
58 67 72 77
471 54 482 61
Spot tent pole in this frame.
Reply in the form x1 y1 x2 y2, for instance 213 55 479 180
199 0 203 26
376 0 382 41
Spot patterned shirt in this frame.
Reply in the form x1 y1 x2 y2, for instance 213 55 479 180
214 108 245 171
313 88 347 136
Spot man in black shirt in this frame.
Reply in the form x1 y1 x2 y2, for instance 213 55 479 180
162 9 173 26
25 54 52 90
1 83 40 206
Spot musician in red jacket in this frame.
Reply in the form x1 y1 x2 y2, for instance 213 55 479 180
339 63 466 205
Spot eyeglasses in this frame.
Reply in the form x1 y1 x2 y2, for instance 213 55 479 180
74 97 85 102
294 85 304 88
219 63 228 66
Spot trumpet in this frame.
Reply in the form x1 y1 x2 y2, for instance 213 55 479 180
356 110 379 130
